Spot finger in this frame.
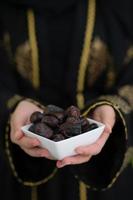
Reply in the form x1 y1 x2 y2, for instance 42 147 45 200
76 126 110 156
12 132 40 149
104 122 112 134
56 154 92 168
21 146 54 159
10 130 24 143
10 114 27 132
10 122 27 144
93 107 115 130
10 106 43 133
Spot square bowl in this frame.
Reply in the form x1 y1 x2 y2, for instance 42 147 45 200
21 118 105 160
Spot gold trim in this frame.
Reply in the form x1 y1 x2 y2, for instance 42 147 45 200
124 46 133 64
87 37 115 88
27 9 40 89
122 147 133 169
5 123 57 186
76 0 96 109
79 181 87 200
7 96 46 112
25 98 46 111
99 95 132 114
7 95 23 109
118 85 133 110
31 186 38 200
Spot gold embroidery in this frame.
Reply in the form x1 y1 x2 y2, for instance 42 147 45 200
27 10 40 89
99 95 132 114
87 37 115 88
124 46 133 64
122 147 133 169
31 186 38 200
88 37 107 85
14 41 33 82
79 181 87 200
7 95 23 109
106 67 116 89
76 0 96 109
119 85 133 109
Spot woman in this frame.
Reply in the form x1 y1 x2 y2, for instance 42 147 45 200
0 0 132 199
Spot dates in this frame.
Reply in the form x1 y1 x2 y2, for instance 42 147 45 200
29 122 53 139
65 105 80 118
30 111 44 123
41 114 59 128
28 104 98 142
60 117 81 137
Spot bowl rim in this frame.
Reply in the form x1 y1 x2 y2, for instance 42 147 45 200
21 118 105 144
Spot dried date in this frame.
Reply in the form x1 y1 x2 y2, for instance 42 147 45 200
28 104 98 142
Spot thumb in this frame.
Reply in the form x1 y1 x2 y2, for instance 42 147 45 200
10 115 25 143
104 122 112 135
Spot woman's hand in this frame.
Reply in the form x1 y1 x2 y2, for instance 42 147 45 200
10 100 53 159
56 105 116 168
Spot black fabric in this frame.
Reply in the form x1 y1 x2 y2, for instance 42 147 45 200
5 0 77 14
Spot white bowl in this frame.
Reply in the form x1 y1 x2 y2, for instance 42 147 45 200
21 118 105 160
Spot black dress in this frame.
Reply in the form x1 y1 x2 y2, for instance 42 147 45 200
0 0 133 199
